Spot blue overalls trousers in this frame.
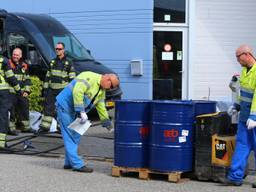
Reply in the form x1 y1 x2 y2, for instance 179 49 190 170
56 104 85 169
55 77 102 169
227 121 256 182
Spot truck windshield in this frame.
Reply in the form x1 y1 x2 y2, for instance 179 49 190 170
18 14 95 61
52 34 94 61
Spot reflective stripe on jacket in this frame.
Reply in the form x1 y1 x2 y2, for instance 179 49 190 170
8 59 31 94
43 57 76 90
56 71 109 121
239 64 256 122
0 56 21 92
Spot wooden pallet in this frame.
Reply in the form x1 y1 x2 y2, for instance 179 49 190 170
111 166 184 183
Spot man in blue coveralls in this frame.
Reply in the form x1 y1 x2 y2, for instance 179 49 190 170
56 71 119 172
223 45 256 187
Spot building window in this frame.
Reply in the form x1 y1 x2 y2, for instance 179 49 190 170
154 0 186 23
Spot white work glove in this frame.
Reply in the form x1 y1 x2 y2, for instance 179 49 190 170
79 111 88 124
246 119 256 130
227 105 237 116
229 75 239 92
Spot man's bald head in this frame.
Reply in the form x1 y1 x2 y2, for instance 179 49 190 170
236 44 256 67
236 45 253 56
100 74 120 90
12 48 22 63
108 74 119 88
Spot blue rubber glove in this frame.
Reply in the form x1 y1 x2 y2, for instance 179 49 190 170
102 120 113 132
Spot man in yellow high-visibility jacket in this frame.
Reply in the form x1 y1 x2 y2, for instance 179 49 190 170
56 71 119 172
223 45 256 187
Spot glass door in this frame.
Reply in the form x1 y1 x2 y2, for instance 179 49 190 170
153 30 187 99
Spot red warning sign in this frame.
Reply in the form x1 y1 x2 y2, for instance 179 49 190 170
164 44 172 52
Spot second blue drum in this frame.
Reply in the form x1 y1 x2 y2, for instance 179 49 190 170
149 100 194 172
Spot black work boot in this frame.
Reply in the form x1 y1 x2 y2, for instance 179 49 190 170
8 129 20 136
21 128 33 133
220 177 242 186
252 182 256 188
73 166 93 173
35 127 49 135
63 165 72 169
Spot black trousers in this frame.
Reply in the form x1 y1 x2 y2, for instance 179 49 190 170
40 89 62 130
0 90 11 133
43 89 61 118
9 93 29 129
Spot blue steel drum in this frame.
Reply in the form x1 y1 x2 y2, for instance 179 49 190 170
193 100 216 116
149 100 194 172
114 100 151 168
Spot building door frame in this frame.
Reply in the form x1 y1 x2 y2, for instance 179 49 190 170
153 26 188 99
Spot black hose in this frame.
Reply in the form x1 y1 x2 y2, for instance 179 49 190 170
6 134 36 142
2 122 113 155
7 136 37 148
0 144 64 155
1 131 63 155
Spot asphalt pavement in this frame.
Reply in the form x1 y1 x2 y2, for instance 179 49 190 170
1 123 256 192
1 154 256 192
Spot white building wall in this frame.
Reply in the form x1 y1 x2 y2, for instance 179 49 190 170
191 0 256 101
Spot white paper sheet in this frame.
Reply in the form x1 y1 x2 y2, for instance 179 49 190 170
50 118 58 132
162 52 173 60
182 130 189 136
179 136 186 143
68 118 91 135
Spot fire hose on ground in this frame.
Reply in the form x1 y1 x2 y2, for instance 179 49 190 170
0 122 114 162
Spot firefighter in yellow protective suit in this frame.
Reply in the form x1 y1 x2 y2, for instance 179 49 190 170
56 71 119 172
39 42 76 132
223 45 256 187
0 56 21 148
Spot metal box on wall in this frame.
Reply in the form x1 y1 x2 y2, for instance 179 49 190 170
130 59 143 76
